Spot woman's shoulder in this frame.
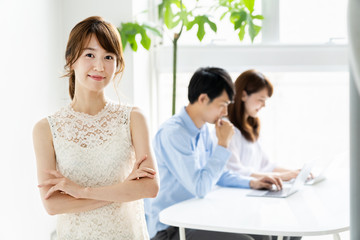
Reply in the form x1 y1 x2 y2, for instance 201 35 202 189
232 125 243 138
34 105 67 130
33 118 52 140
129 106 147 125
231 125 258 146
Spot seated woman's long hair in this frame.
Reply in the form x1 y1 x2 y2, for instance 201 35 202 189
228 70 273 142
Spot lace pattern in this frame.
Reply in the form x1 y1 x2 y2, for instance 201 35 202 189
47 102 149 240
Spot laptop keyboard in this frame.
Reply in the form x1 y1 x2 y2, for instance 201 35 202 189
266 188 290 196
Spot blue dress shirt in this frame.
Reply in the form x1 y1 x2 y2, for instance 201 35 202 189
145 107 251 238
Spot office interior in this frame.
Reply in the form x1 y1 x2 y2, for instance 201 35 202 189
0 0 357 239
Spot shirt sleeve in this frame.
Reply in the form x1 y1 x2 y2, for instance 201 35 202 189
155 128 231 198
217 170 252 188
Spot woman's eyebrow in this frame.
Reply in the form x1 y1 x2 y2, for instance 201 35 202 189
83 47 96 51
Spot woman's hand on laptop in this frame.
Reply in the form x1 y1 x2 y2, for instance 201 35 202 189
276 170 301 181
250 175 283 191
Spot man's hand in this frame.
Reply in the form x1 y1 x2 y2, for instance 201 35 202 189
250 175 283 191
215 119 234 148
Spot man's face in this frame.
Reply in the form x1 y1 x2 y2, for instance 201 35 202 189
202 90 231 124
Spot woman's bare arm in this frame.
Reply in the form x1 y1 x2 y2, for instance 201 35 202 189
39 108 159 202
81 107 160 202
33 118 110 215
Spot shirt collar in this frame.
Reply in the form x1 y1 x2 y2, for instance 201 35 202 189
179 106 204 137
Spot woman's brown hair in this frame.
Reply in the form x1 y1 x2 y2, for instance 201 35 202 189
228 69 273 142
64 16 125 99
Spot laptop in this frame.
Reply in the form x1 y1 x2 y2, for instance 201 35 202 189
247 161 314 198
305 152 345 185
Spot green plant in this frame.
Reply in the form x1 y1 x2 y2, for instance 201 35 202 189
118 0 263 115
118 22 161 51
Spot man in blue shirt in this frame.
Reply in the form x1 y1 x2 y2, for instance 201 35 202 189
145 67 282 240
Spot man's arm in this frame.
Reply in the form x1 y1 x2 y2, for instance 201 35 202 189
155 130 229 198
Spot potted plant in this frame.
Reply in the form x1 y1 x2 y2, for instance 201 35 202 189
118 0 263 115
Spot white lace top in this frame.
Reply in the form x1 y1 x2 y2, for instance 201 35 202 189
47 101 149 240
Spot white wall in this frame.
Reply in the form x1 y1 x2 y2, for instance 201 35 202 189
60 0 135 105
0 1 150 239
60 0 152 122
0 0 62 239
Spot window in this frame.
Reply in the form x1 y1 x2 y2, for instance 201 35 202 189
279 0 348 44
153 0 349 169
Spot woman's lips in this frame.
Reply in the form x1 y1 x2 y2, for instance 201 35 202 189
89 75 104 81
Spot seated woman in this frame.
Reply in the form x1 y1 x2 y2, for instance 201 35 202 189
227 69 299 183
227 70 302 240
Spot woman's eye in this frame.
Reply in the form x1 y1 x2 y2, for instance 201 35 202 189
85 53 94 58
105 55 114 60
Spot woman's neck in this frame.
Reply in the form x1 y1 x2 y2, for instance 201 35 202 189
71 90 107 116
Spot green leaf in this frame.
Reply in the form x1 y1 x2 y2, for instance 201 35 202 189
140 31 151 50
175 9 190 27
186 15 217 41
243 0 255 13
247 15 261 42
159 0 185 29
220 11 228 20
118 22 161 51
238 24 246 41
164 2 175 28
219 0 228 6
231 10 247 30
118 28 128 49
142 24 162 37
128 34 138 51
158 1 165 19
252 14 264 20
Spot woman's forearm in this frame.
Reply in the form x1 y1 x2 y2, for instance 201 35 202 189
273 167 291 173
83 178 159 203
43 192 111 215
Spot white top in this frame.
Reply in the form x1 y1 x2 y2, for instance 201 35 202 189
227 127 276 176
47 102 149 240
159 174 349 237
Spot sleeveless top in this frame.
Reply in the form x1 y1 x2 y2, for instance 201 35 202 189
47 101 149 240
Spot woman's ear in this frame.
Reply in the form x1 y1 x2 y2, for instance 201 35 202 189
241 90 248 101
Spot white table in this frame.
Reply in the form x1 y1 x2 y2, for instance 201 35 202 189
159 176 349 240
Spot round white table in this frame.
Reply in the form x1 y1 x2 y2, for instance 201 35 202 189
159 176 349 240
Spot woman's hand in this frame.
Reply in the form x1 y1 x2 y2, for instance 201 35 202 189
277 170 301 181
125 154 156 181
38 170 84 199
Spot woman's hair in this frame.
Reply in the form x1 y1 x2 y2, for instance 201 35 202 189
188 67 235 104
227 69 273 142
64 16 125 99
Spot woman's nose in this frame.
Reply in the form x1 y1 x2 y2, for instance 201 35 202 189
93 59 104 71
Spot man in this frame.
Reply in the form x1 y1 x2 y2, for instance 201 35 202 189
145 67 282 240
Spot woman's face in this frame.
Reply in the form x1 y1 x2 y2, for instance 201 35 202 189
72 34 117 94
242 88 269 118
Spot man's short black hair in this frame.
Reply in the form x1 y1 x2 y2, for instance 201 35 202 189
188 67 234 104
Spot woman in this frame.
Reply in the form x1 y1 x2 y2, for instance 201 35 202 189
227 70 300 183
228 70 302 240
33 16 159 239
